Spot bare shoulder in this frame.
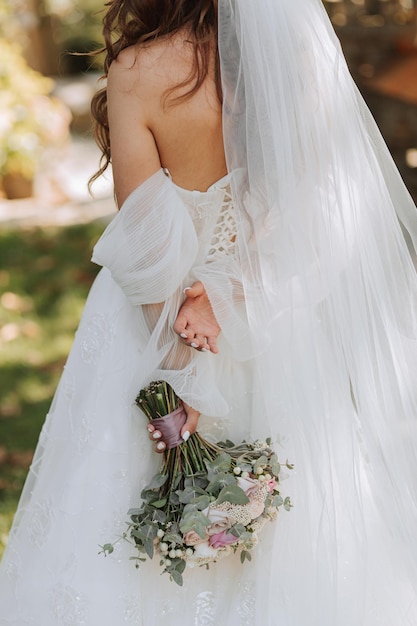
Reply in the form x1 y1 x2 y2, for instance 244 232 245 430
108 33 195 101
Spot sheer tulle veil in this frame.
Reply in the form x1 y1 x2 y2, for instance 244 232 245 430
218 0 417 621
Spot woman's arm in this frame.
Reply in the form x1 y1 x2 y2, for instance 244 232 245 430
107 47 161 206
104 50 203 450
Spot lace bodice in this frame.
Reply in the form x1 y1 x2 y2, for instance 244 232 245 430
167 171 237 265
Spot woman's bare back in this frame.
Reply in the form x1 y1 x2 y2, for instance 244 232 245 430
107 32 227 205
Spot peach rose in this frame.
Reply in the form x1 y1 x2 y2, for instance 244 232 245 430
183 529 208 546
203 506 236 536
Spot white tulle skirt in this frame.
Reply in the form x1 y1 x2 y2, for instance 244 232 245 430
0 267 273 625
1 263 417 625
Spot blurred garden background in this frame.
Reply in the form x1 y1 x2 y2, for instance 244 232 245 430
1 0 417 558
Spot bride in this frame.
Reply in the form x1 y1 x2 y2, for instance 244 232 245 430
2 0 417 624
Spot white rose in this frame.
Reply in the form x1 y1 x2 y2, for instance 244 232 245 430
193 542 219 559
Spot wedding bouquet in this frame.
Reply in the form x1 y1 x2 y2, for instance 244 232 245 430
101 381 292 586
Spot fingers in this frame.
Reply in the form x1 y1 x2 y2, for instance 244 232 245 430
146 404 200 453
206 335 219 354
181 403 200 440
154 440 166 453
183 281 204 299
173 312 188 339
147 424 166 454
172 319 211 352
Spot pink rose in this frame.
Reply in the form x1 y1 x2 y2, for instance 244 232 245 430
267 478 277 493
209 530 238 549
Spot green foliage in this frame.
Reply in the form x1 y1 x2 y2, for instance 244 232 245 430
45 0 104 50
179 511 211 539
216 484 250 506
0 219 103 559
0 0 105 74
0 39 71 179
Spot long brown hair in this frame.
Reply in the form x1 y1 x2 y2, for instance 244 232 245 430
90 0 220 186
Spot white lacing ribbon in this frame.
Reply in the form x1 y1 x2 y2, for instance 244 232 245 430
207 186 236 262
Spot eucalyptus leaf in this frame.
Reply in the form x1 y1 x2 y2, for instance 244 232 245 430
254 455 268 472
127 508 142 517
240 549 252 564
173 472 184 490
204 453 232 481
145 473 169 491
180 511 211 538
189 473 210 489
182 503 199 515
163 531 183 545
217 484 250 505
169 492 180 505
141 488 158 501
217 439 236 449
99 543 114 556
169 569 184 586
190 495 211 510
166 558 186 575
270 454 281 477
229 523 246 538
178 486 207 504
284 497 292 511
143 537 154 559
150 497 167 509
272 494 284 507
152 510 167 523
207 472 235 495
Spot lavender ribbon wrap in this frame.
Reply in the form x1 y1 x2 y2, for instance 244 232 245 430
150 405 187 450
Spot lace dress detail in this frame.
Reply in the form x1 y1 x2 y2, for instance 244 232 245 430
48 584 87 625
206 187 236 262
171 175 237 266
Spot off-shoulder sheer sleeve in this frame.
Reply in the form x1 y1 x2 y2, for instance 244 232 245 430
91 170 198 304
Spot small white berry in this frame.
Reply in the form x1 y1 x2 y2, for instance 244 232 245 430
256 467 264 475
265 474 272 481
160 542 168 553
157 529 165 539
164 558 171 566
185 548 194 557
241 471 250 479
258 474 266 481
233 467 241 475
175 549 183 558
169 549 177 559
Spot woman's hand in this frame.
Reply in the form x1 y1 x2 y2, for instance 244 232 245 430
147 402 200 453
173 281 220 354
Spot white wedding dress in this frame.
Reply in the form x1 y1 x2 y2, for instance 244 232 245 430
3 0 417 622
1 167 417 626
0 170 274 625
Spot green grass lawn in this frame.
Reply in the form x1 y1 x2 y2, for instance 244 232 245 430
0 219 105 557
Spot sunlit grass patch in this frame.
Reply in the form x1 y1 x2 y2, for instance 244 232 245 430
0 219 104 558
